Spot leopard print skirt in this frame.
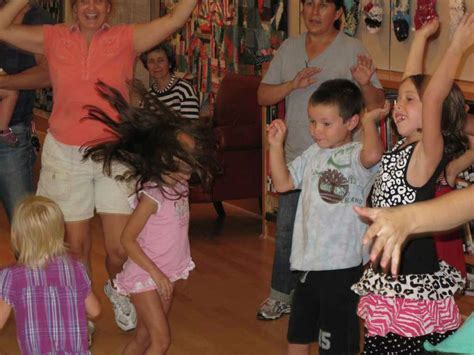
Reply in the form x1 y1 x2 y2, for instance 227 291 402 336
351 261 465 300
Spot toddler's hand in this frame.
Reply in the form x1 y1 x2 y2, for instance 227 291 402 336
350 54 375 87
267 119 287 146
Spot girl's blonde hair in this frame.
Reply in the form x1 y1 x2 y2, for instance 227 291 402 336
11 196 66 268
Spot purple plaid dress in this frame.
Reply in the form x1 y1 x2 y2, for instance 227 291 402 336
0 255 90 354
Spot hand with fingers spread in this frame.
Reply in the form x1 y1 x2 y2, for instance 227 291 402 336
350 54 376 87
354 205 412 277
291 67 321 91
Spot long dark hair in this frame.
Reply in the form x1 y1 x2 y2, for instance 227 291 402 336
406 74 469 160
82 81 219 199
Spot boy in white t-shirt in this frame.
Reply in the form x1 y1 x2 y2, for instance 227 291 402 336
268 79 389 354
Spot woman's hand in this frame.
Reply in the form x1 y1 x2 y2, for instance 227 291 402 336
355 205 415 277
350 54 376 87
291 67 321 90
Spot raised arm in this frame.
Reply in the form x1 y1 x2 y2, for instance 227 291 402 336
360 101 391 168
121 194 173 300
0 0 45 55
258 67 321 106
350 54 385 110
402 18 439 80
0 55 50 90
355 185 474 276
421 14 474 171
267 119 294 192
133 0 197 53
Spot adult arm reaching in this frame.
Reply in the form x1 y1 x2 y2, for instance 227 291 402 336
354 186 474 276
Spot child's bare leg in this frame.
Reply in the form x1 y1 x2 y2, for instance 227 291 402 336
123 287 174 355
287 343 310 355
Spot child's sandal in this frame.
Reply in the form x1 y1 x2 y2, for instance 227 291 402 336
0 128 19 147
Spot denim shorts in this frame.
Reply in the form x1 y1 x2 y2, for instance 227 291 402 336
37 133 133 221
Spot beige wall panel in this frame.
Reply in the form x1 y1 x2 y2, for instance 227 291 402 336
354 1 391 70
288 1 473 81
389 0 474 81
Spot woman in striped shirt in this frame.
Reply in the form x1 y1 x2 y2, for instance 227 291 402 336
140 42 200 120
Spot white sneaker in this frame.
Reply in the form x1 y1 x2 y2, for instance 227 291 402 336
104 280 137 331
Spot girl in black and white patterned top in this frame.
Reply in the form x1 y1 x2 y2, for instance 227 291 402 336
352 16 473 354
140 42 200 120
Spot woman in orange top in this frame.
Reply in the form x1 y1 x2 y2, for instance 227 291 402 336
0 0 197 333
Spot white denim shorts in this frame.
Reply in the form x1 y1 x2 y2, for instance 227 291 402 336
36 133 133 222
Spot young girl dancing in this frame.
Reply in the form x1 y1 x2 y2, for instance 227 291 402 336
352 15 473 353
0 195 101 354
83 82 218 355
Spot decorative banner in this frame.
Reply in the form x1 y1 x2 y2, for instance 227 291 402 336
449 0 466 39
343 0 360 37
159 0 287 115
414 0 438 30
392 0 410 42
363 0 384 34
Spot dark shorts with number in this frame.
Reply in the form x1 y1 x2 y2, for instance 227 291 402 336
287 265 363 354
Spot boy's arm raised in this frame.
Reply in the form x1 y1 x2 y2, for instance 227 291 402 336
360 101 390 168
268 119 294 192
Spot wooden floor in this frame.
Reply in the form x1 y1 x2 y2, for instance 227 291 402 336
0 200 473 354
0 200 294 355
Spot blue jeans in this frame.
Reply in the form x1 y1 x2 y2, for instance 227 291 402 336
0 123 36 222
269 190 301 304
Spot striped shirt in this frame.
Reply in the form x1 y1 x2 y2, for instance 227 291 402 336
148 78 200 120
0 256 91 354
